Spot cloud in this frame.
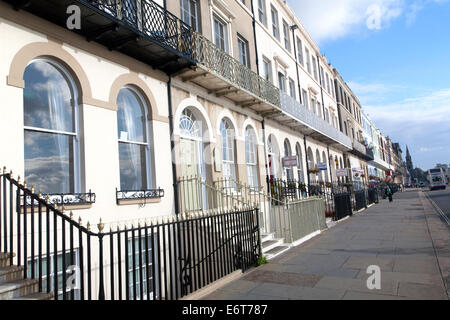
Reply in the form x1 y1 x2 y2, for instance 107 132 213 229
289 0 448 43
363 88 450 168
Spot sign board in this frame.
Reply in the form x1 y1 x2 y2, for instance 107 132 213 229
283 156 298 168
317 162 328 171
336 168 348 177
352 168 364 175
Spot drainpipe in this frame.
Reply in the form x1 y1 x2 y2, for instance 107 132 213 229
291 25 302 104
167 75 180 215
304 136 311 186
316 55 326 121
250 0 260 74
262 119 270 187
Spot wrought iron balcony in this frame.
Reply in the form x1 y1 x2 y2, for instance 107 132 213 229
25 191 96 207
178 32 281 115
351 139 375 161
275 91 353 150
6 0 195 74
116 188 165 204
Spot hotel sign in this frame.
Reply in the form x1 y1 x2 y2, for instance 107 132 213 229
336 168 348 177
283 156 298 168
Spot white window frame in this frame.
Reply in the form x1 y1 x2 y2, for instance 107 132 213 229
220 119 237 190
117 86 153 191
305 47 311 74
237 35 250 67
23 58 81 194
289 78 296 99
278 71 286 92
212 13 230 53
302 89 308 109
180 0 199 31
27 249 80 300
258 0 267 26
245 127 259 189
283 20 290 51
271 5 280 40
262 57 273 83
296 37 304 66
127 236 155 300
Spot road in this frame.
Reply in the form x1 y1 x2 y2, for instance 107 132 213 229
425 187 450 225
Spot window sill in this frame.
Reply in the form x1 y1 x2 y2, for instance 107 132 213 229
116 198 162 206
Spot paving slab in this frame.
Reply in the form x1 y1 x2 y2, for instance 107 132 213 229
201 191 449 300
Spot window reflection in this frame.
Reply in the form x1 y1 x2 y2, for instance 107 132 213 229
117 87 150 191
23 60 78 194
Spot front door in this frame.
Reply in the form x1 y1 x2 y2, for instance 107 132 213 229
180 138 201 211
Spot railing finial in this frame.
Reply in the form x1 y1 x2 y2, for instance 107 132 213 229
10 170 13 179
2 166 6 174
69 211 74 220
38 190 42 198
87 221 91 232
78 216 82 226
98 218 105 233
31 185 35 194
23 180 27 188
45 195 50 204
18 176 21 185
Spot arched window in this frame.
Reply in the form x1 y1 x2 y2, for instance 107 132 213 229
296 143 304 183
284 139 294 180
23 59 80 194
117 87 152 190
179 108 206 181
220 118 236 185
307 147 315 182
180 109 202 138
322 151 329 182
268 135 279 179
316 150 322 182
245 127 258 188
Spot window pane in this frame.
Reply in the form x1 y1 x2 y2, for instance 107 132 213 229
24 130 74 194
117 88 146 143
119 142 147 190
23 60 74 133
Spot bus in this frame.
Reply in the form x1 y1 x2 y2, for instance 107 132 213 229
427 168 447 191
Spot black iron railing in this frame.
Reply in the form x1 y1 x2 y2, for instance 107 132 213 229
0 172 260 300
80 0 194 59
265 178 364 221
116 188 165 203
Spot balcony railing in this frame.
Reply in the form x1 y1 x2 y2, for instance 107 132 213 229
82 0 194 58
191 32 280 107
352 140 367 155
352 139 375 161
280 91 352 148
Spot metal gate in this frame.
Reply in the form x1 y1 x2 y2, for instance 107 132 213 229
334 193 352 221
354 190 367 211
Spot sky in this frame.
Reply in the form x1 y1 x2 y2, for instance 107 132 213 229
288 0 450 170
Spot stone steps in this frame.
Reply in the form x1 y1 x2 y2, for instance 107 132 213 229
261 232 291 260
0 252 53 300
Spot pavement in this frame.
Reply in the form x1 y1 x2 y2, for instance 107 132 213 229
202 190 450 300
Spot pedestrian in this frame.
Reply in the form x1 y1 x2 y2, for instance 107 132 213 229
385 185 393 202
